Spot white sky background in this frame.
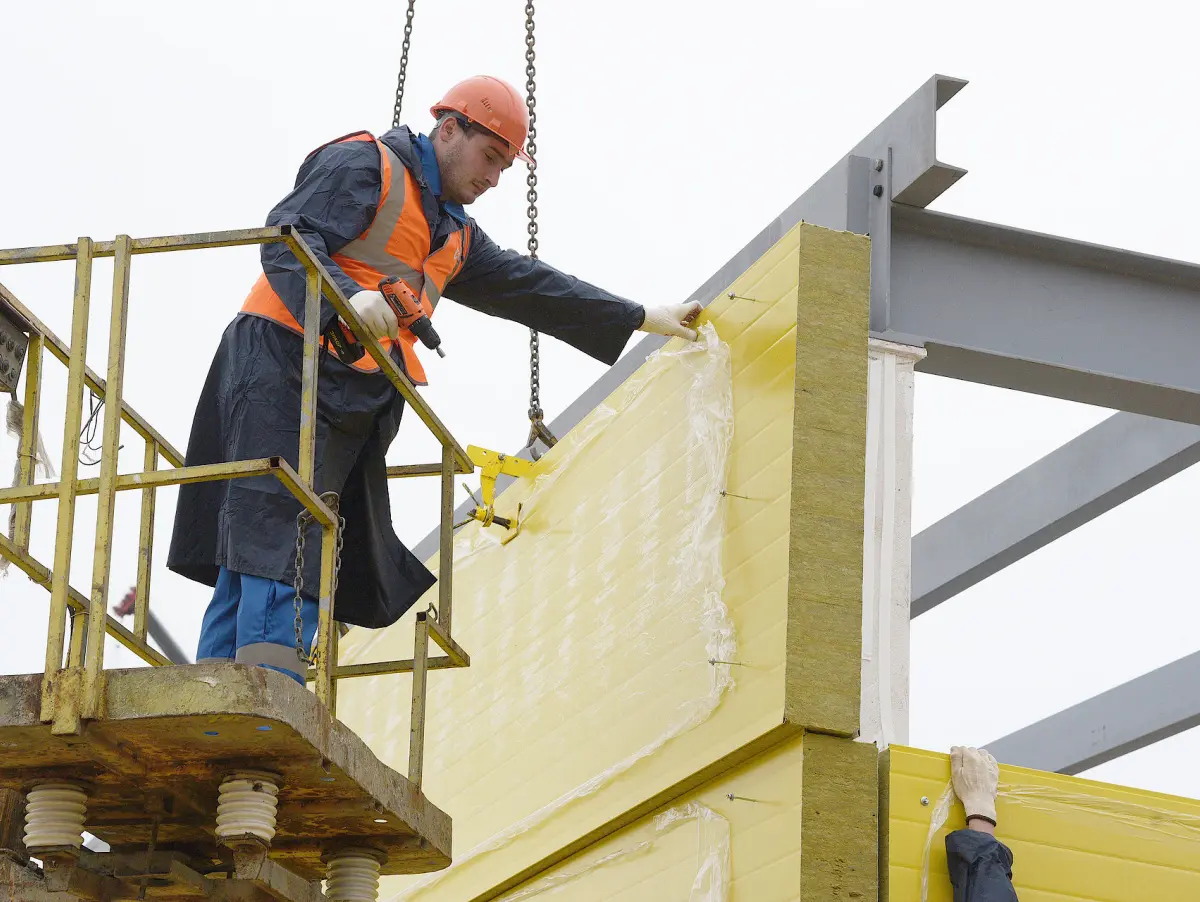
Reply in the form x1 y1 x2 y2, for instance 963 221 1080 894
2 0 1199 803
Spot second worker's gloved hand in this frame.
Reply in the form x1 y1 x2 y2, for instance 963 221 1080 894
951 746 999 825
639 302 703 342
348 289 399 341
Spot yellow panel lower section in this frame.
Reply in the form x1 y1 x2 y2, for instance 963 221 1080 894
495 733 806 902
886 746 1200 901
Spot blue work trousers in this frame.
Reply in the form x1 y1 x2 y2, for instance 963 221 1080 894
196 568 317 684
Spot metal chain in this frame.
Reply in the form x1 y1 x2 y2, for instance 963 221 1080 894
524 0 539 265
524 0 557 453
391 0 418 129
331 496 345 612
293 513 307 662
293 492 345 664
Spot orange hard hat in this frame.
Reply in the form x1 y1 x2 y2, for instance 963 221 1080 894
430 75 533 164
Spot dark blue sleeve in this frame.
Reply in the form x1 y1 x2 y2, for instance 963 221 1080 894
945 830 1020 902
446 224 645 366
261 139 382 331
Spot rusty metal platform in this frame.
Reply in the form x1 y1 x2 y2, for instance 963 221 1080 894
0 663 451 892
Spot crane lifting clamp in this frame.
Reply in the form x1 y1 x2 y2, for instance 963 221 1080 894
465 444 534 539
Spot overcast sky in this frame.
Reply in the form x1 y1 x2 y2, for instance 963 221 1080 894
3 0 1198 803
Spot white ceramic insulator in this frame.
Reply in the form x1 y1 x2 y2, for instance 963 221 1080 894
215 774 279 843
326 850 382 902
24 783 87 851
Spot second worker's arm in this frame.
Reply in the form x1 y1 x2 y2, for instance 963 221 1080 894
946 746 1020 902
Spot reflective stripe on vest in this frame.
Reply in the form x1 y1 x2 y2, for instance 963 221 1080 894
239 132 472 384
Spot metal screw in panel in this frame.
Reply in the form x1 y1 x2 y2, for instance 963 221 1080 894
920 796 930 806
874 159 884 172
873 185 884 197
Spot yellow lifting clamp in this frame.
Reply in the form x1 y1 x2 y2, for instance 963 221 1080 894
462 445 534 540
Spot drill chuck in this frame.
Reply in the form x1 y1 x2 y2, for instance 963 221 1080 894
410 316 445 356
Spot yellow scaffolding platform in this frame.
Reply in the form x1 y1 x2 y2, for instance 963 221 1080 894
0 227 473 901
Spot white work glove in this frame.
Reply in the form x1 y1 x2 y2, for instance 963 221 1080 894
348 289 398 341
951 746 999 825
639 302 702 342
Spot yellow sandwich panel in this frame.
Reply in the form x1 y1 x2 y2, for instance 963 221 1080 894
492 732 878 902
334 223 871 901
885 745 1200 901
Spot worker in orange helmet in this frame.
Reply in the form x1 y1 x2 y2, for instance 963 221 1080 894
168 75 701 684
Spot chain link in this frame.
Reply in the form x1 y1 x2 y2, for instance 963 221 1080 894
524 0 557 452
391 0 418 129
293 492 345 664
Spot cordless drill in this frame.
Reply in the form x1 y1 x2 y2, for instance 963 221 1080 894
321 275 445 363
378 276 445 358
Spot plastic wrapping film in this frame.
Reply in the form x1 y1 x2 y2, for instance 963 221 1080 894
919 780 1200 901
341 324 735 901
498 802 730 901
918 782 957 902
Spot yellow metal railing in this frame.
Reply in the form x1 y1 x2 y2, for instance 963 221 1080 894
0 226 471 787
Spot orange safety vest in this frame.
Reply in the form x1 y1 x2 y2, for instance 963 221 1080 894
240 131 472 385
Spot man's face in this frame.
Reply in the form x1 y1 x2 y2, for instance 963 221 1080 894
436 119 514 205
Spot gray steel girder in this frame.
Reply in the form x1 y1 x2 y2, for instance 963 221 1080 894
986 650 1200 774
146 610 190 664
880 205 1200 423
912 412 1200 616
